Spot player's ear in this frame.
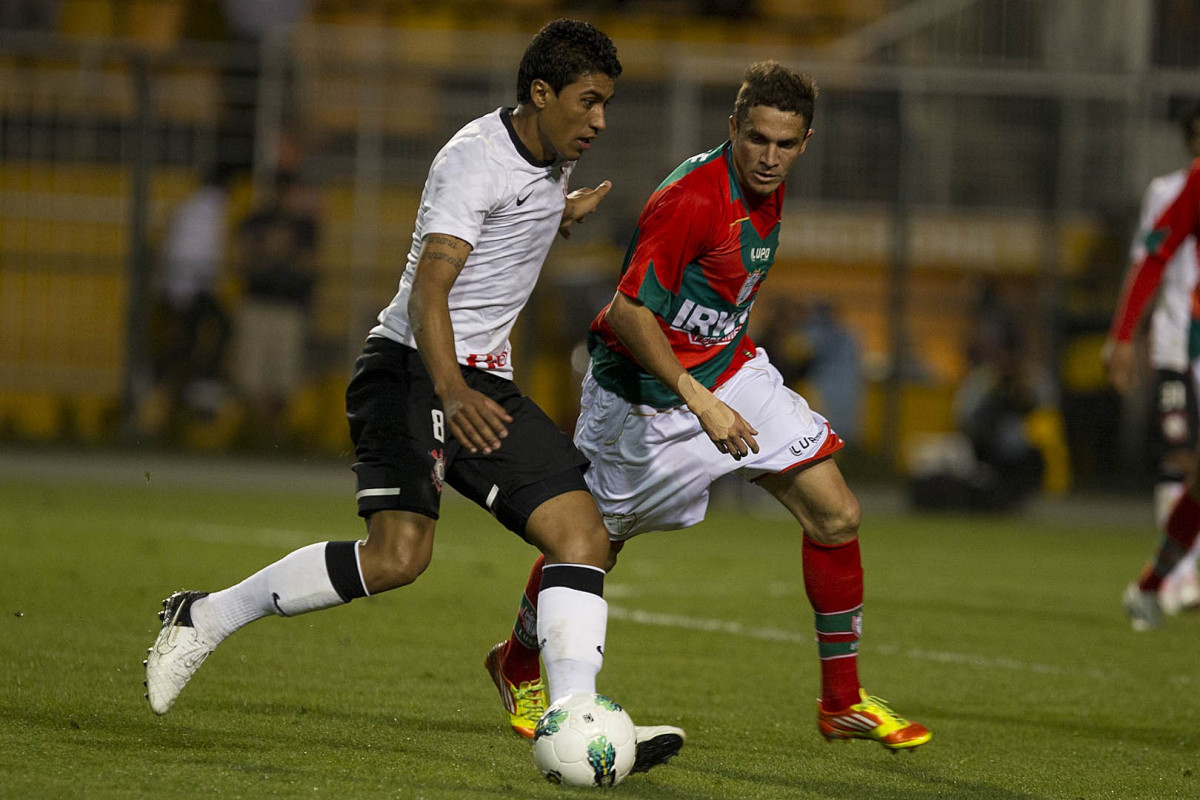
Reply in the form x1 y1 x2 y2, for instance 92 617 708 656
530 79 553 110
799 127 814 153
727 114 737 140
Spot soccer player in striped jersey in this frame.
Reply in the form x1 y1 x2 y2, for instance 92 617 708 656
1107 104 1200 630
144 19 681 772
486 61 931 752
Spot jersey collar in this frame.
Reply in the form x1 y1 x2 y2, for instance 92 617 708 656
501 107 557 169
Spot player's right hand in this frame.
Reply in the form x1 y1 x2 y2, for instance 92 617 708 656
440 386 513 455
697 402 760 461
1103 339 1135 396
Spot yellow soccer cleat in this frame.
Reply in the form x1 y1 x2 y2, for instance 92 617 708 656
818 689 932 751
484 641 546 740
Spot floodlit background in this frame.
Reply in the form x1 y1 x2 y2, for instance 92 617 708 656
7 6 1200 798
2 0 1199 499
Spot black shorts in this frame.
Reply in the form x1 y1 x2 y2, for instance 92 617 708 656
345 336 590 537
1152 368 1199 460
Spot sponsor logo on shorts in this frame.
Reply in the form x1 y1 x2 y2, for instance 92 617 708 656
789 431 826 456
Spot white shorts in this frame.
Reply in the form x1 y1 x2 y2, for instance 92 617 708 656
574 348 844 539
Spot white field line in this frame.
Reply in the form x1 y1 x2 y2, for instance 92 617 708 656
607 605 1123 682
145 518 318 549
129 521 1184 688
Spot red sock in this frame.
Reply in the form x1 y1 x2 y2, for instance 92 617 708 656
803 536 863 711
502 554 545 682
1140 491 1200 592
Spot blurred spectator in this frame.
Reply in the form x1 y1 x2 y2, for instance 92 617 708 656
142 165 236 434
755 295 812 386
966 277 1021 369
756 296 863 441
958 280 1039 483
911 280 1059 511
233 171 320 438
953 342 1050 504
802 300 863 442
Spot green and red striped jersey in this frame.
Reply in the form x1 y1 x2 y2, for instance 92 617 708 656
588 141 783 408
1111 157 1200 346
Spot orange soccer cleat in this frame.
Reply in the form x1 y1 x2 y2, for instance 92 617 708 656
484 641 546 740
818 689 932 751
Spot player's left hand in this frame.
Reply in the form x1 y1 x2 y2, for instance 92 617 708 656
559 180 612 238
698 402 760 461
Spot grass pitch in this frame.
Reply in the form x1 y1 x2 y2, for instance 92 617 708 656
1 453 1198 799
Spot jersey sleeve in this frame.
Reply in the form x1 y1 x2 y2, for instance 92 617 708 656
1110 162 1200 343
615 182 716 320
419 138 506 248
1127 180 1163 266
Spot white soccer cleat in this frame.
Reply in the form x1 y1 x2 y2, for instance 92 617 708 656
1159 569 1200 616
631 724 686 774
144 591 214 714
1122 582 1163 632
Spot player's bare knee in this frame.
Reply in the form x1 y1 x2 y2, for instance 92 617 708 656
807 502 860 546
537 522 610 569
360 512 435 591
526 492 611 568
364 544 431 590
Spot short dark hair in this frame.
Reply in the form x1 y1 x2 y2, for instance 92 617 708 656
516 19 622 105
732 61 818 132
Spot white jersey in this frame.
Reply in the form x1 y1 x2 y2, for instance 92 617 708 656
1131 168 1199 371
371 108 574 380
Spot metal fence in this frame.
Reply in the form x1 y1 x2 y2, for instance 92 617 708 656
2 0 1198 483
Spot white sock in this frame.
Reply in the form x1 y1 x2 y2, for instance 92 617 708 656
538 583 607 703
190 542 348 644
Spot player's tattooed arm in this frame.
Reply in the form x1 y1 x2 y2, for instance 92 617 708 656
409 232 472 361
408 233 510 454
419 234 470 272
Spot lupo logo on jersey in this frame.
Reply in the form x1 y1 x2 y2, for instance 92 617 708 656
668 299 752 346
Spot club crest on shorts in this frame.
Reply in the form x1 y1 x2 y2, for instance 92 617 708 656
429 448 445 493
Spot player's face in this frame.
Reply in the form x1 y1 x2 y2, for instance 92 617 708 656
728 105 812 199
536 72 616 161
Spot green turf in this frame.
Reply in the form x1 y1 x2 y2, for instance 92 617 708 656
2 471 1198 799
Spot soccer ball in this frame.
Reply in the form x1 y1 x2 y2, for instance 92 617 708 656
532 693 637 787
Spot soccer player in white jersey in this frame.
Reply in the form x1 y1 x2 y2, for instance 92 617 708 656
144 19 682 773
1107 103 1200 628
485 61 931 751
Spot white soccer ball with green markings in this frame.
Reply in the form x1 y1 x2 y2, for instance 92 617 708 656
532 693 637 787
